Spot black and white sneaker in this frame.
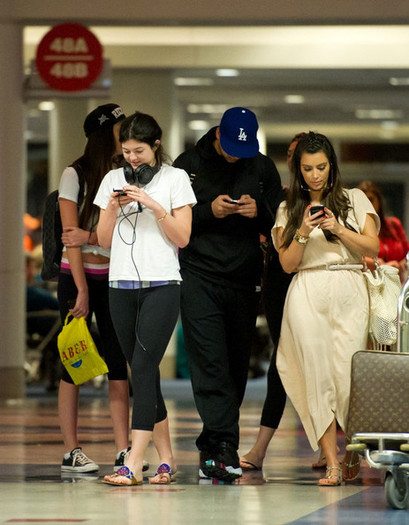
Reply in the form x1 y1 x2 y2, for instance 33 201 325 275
61 447 99 473
199 442 242 482
199 449 213 479
114 447 149 473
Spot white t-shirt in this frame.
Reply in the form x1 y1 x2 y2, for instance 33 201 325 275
59 166 110 258
94 164 196 282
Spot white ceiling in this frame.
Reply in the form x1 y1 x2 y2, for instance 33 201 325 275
24 25 409 143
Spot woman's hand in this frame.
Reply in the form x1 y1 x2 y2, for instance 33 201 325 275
298 205 326 237
69 289 89 319
62 227 89 248
123 185 157 211
317 207 343 235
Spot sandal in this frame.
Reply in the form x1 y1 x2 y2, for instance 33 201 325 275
149 463 175 484
103 466 143 486
341 450 361 481
239 458 262 471
318 466 342 486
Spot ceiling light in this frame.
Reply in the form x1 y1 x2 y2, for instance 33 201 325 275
174 77 214 86
188 120 209 130
216 69 239 77
381 121 399 130
355 109 403 120
284 95 305 104
389 77 409 86
38 101 55 111
187 104 230 114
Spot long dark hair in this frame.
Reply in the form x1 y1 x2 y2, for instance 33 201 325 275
119 111 170 166
357 180 394 239
73 124 122 231
282 131 355 248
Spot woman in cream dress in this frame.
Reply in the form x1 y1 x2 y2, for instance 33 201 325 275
272 132 379 486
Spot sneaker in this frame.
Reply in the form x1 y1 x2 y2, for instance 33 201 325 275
200 442 242 482
199 449 213 479
61 447 99 473
114 447 149 473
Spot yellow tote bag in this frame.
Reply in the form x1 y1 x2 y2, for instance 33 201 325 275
57 314 108 385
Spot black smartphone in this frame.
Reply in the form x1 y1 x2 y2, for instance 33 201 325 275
228 199 244 205
310 205 325 218
113 188 127 196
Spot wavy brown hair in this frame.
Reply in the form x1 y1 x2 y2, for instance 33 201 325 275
281 131 356 248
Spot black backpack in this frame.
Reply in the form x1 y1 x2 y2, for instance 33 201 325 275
41 164 85 281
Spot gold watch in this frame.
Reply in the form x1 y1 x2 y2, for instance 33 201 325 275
293 230 309 245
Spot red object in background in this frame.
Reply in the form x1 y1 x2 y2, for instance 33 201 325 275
36 23 103 92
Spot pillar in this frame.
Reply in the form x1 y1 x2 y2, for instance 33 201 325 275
110 69 183 160
48 99 88 190
0 23 25 398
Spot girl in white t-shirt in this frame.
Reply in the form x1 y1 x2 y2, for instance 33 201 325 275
95 111 196 486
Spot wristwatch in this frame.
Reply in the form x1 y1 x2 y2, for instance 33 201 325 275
293 230 309 245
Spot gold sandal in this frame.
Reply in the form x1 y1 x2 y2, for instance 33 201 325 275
103 466 143 486
318 465 342 486
149 463 175 484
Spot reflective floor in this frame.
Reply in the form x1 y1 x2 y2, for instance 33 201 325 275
0 378 407 524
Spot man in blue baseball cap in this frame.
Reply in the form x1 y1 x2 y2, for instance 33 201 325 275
173 107 283 482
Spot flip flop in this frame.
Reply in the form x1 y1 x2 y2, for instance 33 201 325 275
103 466 143 486
341 451 361 481
239 459 262 471
149 463 175 484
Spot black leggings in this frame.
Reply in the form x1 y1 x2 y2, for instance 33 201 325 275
260 243 293 429
109 284 180 431
57 273 128 384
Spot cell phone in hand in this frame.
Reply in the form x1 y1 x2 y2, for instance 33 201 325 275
113 188 127 196
310 205 325 218
228 199 244 205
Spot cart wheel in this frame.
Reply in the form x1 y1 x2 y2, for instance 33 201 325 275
385 472 409 509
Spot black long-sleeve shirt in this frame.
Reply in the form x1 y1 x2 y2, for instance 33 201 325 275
174 127 283 290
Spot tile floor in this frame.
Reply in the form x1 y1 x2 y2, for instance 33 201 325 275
0 378 406 524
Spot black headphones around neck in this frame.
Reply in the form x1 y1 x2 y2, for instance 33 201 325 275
124 163 160 186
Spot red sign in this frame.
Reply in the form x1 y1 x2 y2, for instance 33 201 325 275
36 23 103 92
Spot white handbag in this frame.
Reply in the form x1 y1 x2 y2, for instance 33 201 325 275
362 258 401 348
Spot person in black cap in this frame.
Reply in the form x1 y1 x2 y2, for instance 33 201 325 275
173 107 283 482
56 103 147 474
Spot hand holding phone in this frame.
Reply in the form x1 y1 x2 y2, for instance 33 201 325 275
228 199 244 205
310 205 326 218
113 188 127 197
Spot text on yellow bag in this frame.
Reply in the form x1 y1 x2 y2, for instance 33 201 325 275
58 314 108 385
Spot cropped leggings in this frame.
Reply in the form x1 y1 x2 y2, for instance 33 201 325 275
109 284 180 431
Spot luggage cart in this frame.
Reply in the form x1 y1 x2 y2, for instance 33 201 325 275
346 265 409 509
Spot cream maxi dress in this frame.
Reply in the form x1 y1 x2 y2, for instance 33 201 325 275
272 188 380 450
